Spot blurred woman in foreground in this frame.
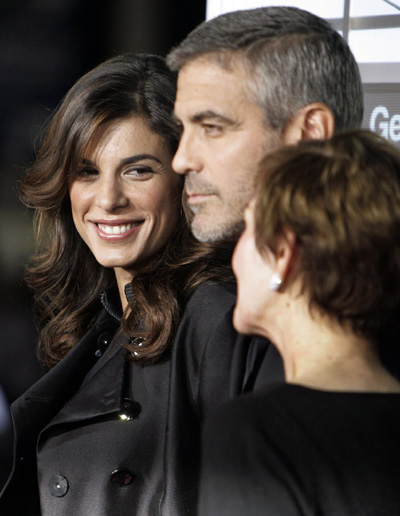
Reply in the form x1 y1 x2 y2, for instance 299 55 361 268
200 130 400 516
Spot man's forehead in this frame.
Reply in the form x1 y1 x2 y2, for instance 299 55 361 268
175 57 253 118
177 56 245 88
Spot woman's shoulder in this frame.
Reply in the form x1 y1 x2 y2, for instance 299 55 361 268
205 383 400 443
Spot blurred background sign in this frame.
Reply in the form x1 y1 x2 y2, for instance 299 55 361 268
206 0 400 148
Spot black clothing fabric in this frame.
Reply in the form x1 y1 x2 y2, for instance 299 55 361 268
0 386 12 491
0 282 249 516
229 333 284 396
200 383 400 516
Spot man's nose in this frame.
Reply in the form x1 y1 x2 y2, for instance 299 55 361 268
172 130 202 175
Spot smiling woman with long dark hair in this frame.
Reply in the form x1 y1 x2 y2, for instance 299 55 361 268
0 53 243 516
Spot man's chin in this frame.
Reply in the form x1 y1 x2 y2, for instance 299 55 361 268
190 215 244 243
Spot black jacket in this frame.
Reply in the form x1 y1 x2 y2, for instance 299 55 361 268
0 282 256 516
200 384 400 516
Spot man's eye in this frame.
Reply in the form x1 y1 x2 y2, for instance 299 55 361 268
203 124 223 136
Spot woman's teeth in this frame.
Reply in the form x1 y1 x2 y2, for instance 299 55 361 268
98 222 139 235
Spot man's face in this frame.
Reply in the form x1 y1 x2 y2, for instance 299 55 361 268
173 57 282 242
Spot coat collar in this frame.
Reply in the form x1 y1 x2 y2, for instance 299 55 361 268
10 285 138 446
42 337 127 428
4 297 133 498
10 308 120 453
99 283 133 323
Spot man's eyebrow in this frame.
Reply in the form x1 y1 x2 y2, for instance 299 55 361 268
190 110 236 126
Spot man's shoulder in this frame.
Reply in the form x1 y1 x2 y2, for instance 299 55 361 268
175 281 239 360
185 281 237 318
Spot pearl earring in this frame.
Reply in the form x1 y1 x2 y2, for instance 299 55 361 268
268 273 282 291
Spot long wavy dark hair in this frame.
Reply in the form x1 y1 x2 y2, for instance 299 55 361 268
20 53 234 368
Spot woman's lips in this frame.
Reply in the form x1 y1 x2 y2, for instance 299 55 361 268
97 222 140 235
94 221 144 240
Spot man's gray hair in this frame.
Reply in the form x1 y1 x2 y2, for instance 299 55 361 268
167 6 363 132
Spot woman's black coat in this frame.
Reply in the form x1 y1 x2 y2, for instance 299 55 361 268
0 282 249 516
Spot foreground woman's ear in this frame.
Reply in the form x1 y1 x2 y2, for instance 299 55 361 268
274 227 298 288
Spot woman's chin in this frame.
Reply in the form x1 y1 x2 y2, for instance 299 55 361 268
233 307 253 336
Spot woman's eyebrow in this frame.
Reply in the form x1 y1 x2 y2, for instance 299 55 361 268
120 154 163 166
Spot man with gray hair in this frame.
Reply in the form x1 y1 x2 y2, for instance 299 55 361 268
167 6 363 395
167 6 363 243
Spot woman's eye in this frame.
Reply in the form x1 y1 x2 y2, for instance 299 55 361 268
174 120 183 135
76 166 98 179
125 167 154 178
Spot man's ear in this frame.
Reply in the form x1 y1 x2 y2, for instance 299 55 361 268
281 102 335 145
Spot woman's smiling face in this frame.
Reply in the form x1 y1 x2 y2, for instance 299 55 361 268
69 115 182 281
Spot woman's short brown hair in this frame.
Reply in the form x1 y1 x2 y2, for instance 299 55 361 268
254 130 400 342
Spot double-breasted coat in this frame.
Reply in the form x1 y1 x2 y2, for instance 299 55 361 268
0 282 259 516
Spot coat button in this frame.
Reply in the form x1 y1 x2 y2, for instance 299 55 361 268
119 398 141 421
49 475 69 497
98 331 112 347
95 331 112 358
110 468 133 487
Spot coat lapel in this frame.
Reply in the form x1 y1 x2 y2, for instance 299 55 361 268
44 343 126 426
10 309 119 456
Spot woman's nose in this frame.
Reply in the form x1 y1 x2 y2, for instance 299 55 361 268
95 175 128 211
